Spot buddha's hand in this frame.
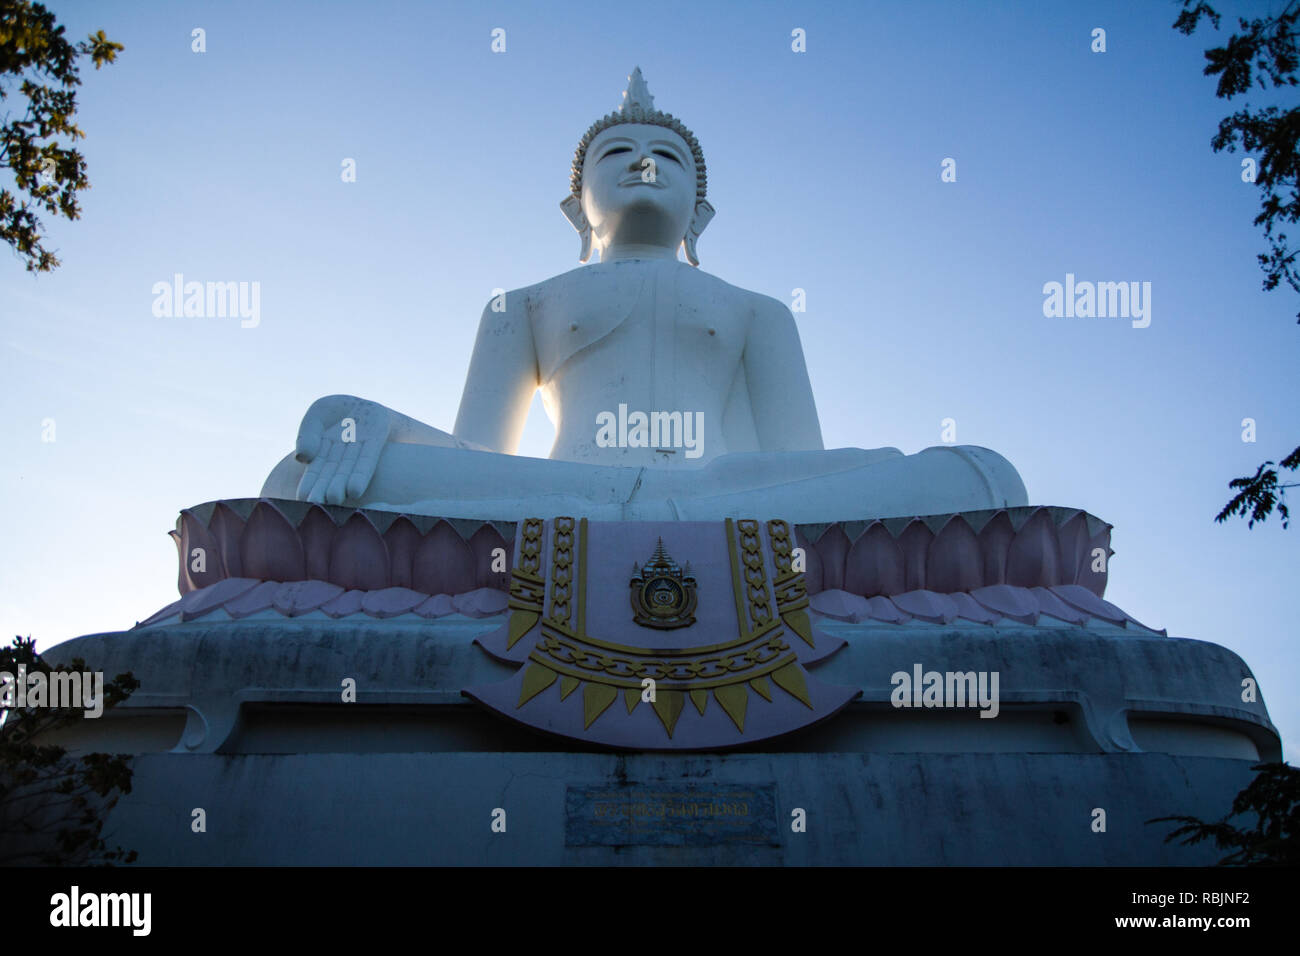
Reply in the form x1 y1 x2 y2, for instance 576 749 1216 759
294 395 395 505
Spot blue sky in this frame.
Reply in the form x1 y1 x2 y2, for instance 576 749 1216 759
2 0 1296 759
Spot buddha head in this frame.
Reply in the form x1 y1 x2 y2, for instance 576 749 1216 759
562 68 716 265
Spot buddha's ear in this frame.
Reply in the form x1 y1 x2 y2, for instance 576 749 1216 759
560 195 593 263
682 199 715 267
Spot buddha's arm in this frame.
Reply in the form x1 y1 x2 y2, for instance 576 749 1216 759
742 295 825 452
269 296 535 505
453 296 541 454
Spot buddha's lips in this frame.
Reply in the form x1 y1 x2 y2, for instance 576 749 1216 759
619 179 664 188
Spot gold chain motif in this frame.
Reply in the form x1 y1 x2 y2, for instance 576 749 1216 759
767 519 796 581
767 518 814 648
546 516 575 628
767 519 809 609
508 518 546 610
534 627 793 688
518 518 543 576
736 519 774 632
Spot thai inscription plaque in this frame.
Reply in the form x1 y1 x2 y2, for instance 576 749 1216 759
565 783 780 847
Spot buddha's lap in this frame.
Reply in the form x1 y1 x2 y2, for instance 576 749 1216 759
265 441 1026 521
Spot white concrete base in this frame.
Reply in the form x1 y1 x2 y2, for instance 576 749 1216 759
97 750 1258 865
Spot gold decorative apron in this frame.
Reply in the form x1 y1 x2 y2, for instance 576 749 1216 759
466 517 859 750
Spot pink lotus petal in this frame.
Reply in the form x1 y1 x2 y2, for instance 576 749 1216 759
241 501 306 582
469 525 511 591
897 520 934 592
926 516 984 593
412 520 477 596
328 513 390 591
299 505 337 581
414 593 457 618
272 579 345 616
223 580 282 618
814 525 851 592
361 587 428 619
845 522 904 597
1006 508 1061 588
795 527 823 593
180 577 263 621
948 592 999 625
319 588 365 618
969 584 1039 624
809 589 869 622
978 512 1015 586
864 595 909 624
1081 527 1112 597
890 589 959 624
1056 511 1091 586
1047 584 1127 626
177 509 223 593
1030 586 1088 625
453 587 509 617
384 517 423 590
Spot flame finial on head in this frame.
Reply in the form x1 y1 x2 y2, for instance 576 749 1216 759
621 66 655 113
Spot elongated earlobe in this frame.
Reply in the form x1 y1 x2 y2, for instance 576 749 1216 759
560 195 593 263
682 199 715 266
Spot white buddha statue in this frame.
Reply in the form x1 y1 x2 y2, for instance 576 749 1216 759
262 69 1027 523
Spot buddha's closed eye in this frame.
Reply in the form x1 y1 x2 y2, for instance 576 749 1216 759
599 146 681 166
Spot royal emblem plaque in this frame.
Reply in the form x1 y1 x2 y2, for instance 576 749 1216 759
465 517 859 750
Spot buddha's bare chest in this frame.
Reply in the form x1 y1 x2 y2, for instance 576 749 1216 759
530 264 749 386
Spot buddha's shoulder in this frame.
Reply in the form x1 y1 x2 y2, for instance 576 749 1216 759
672 263 791 318
503 266 615 311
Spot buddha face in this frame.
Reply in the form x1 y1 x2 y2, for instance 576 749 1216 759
580 123 697 254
